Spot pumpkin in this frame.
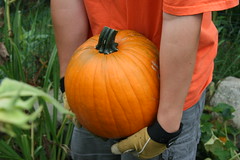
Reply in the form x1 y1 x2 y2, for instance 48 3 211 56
65 26 159 138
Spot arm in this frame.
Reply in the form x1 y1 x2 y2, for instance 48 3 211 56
111 13 202 159
51 0 89 78
158 12 202 132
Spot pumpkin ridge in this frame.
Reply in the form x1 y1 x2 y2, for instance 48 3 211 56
91 55 109 135
123 48 159 123
121 47 159 99
117 34 145 44
108 54 136 136
66 50 96 116
75 53 99 128
103 56 120 134
120 41 157 57
114 49 159 128
113 53 145 130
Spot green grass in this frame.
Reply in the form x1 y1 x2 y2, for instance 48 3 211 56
0 0 54 85
213 6 240 82
0 1 74 160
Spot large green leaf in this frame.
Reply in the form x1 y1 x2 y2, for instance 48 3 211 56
212 103 235 121
204 131 230 160
0 78 69 113
0 78 72 136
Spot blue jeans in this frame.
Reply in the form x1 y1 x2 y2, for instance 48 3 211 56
70 91 206 160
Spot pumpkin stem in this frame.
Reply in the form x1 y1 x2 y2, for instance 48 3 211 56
96 26 118 54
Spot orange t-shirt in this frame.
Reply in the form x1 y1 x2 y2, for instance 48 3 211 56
83 0 239 110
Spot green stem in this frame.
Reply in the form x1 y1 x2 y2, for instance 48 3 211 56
5 0 13 37
56 116 68 139
31 122 35 160
96 26 118 54
224 122 228 140
229 152 240 160
61 123 74 160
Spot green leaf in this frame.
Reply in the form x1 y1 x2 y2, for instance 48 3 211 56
212 103 235 121
201 122 213 134
20 135 31 160
0 110 33 128
0 78 72 136
204 131 231 160
225 140 238 151
0 78 71 114
201 113 212 123
0 140 23 160
15 96 38 110
43 45 57 91
34 146 44 158
227 125 240 136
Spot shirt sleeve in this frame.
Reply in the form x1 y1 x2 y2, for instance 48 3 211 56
163 0 239 16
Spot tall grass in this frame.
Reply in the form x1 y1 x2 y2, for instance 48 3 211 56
0 0 54 85
0 1 74 160
213 6 240 82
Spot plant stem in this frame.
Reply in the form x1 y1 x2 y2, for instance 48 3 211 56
6 0 16 4
96 26 118 54
229 152 240 160
56 116 67 139
5 0 13 37
224 122 229 140
31 122 35 160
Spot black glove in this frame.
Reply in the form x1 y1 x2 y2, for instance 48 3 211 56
60 77 81 128
60 77 65 93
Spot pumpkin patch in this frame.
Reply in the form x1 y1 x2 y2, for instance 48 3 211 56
65 27 159 138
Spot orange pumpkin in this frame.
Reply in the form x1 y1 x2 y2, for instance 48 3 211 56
65 27 159 138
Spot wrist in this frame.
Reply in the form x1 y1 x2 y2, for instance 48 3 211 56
147 121 183 147
60 77 65 93
157 104 184 132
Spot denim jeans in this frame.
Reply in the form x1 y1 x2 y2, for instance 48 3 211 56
70 91 206 160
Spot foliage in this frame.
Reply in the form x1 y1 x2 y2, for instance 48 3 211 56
0 1 74 160
213 6 240 82
0 78 70 136
197 104 240 160
199 6 240 159
0 78 73 160
200 7 240 158
0 0 54 86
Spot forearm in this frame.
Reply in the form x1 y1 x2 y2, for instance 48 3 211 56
51 0 89 78
157 13 202 132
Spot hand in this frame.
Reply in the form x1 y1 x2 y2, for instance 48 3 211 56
111 121 182 159
60 78 81 128
62 92 82 128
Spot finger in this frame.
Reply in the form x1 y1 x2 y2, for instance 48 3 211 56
63 93 70 110
111 143 122 154
111 138 135 154
111 128 148 154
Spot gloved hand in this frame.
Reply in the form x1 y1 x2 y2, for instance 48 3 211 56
111 121 183 159
60 78 81 128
